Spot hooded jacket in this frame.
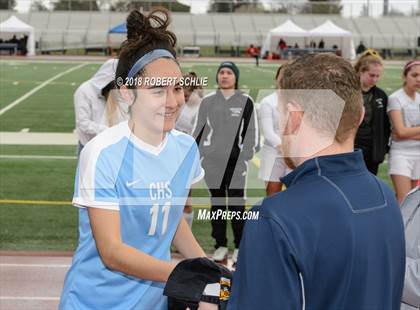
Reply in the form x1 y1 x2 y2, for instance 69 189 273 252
193 90 259 165
74 59 118 145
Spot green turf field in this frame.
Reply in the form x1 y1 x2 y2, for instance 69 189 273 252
0 59 400 252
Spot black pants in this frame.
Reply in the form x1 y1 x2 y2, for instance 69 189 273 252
203 158 247 249
254 55 259 67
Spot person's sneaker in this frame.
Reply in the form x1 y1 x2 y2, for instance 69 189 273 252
213 246 228 265
232 248 239 268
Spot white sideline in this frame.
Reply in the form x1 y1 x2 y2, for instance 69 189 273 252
0 63 88 116
0 132 77 145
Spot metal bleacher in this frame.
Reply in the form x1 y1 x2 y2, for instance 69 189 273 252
211 13 238 46
291 15 317 30
0 10 418 54
252 14 276 43
190 14 215 46
171 13 194 47
232 14 260 46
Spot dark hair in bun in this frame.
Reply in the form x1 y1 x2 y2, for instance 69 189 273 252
116 8 177 88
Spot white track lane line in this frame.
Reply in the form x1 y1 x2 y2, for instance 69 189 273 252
0 297 60 300
0 263 70 268
0 63 88 116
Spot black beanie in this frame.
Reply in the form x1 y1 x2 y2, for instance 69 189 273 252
217 61 240 89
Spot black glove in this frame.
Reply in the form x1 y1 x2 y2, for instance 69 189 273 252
164 257 232 310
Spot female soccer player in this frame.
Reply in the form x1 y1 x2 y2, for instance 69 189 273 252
387 60 420 203
354 49 390 175
258 65 290 196
59 9 205 310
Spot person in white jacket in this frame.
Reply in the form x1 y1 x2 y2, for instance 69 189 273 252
258 65 290 196
74 59 119 155
175 71 204 228
400 184 420 310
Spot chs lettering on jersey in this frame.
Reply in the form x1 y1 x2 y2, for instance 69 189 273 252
60 121 204 310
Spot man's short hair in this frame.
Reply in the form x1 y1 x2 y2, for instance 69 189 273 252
280 53 363 143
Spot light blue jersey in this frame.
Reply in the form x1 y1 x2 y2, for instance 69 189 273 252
60 121 204 310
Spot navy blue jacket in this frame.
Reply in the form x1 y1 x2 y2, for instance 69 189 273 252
228 151 405 310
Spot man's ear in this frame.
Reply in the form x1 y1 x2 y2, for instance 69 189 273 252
119 85 135 108
284 102 304 135
358 105 365 126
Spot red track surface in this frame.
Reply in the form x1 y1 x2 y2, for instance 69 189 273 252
0 252 232 309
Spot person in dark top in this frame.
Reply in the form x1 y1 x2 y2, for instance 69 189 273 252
193 61 259 267
228 53 405 310
356 40 367 54
318 38 325 49
309 40 316 48
278 39 287 50
354 49 390 175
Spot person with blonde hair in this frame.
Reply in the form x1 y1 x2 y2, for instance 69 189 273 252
354 49 391 175
387 60 420 203
101 82 129 127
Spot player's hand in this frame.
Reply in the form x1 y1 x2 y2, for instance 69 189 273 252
198 301 219 310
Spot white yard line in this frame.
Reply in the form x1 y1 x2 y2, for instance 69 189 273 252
0 63 88 116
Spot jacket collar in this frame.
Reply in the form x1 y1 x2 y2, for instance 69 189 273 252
281 150 366 187
216 89 242 101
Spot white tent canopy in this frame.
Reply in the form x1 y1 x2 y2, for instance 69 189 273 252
0 15 35 56
260 20 308 57
309 20 355 59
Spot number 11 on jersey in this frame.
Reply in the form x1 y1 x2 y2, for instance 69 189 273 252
148 202 171 236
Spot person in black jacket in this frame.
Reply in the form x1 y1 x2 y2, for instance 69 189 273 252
354 49 391 175
193 61 259 266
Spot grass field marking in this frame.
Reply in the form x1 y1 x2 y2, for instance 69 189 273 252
0 297 60 301
255 66 278 75
0 59 105 65
0 263 70 268
1 78 87 87
0 63 88 116
0 155 77 160
0 59 406 67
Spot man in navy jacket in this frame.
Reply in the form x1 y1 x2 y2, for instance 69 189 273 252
228 54 405 310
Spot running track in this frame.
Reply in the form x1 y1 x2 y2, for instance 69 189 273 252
0 252 232 309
